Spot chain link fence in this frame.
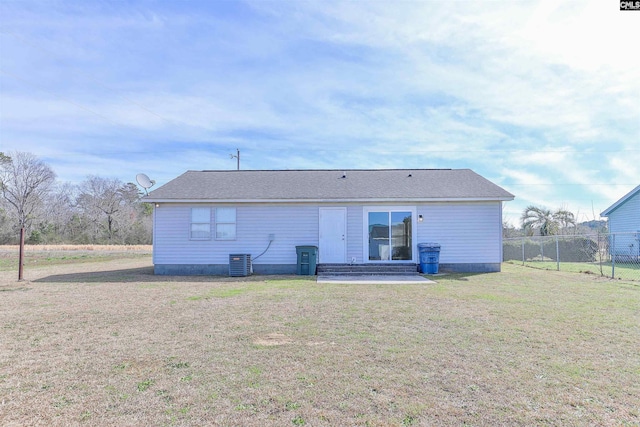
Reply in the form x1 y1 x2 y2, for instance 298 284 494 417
504 232 640 281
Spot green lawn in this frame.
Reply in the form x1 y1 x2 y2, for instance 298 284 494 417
507 259 640 281
0 246 152 271
1 260 639 426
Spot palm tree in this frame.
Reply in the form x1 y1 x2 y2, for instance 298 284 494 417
520 205 558 236
553 209 576 233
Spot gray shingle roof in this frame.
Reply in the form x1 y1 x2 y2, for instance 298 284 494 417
144 169 514 202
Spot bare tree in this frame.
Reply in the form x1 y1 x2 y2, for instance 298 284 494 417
75 176 146 243
0 152 152 244
116 182 153 244
0 153 14 242
0 152 56 279
0 151 56 233
34 182 77 243
503 220 521 238
0 200 14 243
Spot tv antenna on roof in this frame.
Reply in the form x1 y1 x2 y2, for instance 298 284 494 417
230 148 240 170
136 173 156 195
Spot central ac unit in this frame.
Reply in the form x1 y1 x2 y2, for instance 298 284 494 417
229 254 251 277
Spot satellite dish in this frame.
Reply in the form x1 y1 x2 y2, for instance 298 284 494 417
136 173 155 195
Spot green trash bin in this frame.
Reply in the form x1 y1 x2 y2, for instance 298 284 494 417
296 246 318 275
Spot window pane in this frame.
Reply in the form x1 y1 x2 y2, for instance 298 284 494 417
368 211 390 261
216 208 236 223
216 223 236 240
191 223 210 239
191 207 210 223
391 211 412 260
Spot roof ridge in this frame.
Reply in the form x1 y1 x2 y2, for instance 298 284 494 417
193 168 457 172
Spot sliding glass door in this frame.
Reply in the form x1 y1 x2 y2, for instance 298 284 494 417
367 209 414 261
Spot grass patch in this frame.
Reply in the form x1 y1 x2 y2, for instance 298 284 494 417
187 287 247 300
0 260 638 425
506 259 640 281
0 245 152 271
136 379 154 392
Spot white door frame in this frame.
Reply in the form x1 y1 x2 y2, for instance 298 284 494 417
362 206 417 263
319 207 347 264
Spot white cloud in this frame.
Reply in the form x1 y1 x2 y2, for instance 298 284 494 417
515 1 639 73
0 0 638 225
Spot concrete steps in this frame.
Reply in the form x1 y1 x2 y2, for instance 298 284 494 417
317 263 419 276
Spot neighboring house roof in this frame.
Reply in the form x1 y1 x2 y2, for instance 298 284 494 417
143 169 514 203
601 184 640 217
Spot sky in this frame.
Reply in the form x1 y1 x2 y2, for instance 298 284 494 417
1 0 638 226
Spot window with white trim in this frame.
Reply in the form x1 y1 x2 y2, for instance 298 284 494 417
215 207 236 240
190 207 211 239
363 206 416 262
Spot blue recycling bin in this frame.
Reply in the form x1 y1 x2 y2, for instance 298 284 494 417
418 243 441 274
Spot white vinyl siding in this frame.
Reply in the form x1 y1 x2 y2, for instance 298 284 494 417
416 202 502 263
153 201 504 266
607 192 640 256
154 204 318 265
608 192 640 234
346 206 363 263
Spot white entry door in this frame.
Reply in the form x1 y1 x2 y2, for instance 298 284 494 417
319 207 346 263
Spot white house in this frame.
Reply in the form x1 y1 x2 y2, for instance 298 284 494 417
601 184 640 260
143 169 514 275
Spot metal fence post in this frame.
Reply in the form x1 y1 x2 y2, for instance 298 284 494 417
597 232 603 276
556 235 560 271
502 234 638 281
612 233 616 279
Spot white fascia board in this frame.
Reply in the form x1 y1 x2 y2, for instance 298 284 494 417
143 197 515 204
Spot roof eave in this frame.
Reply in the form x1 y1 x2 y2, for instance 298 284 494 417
143 196 515 204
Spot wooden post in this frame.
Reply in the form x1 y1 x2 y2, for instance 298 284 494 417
18 227 25 281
